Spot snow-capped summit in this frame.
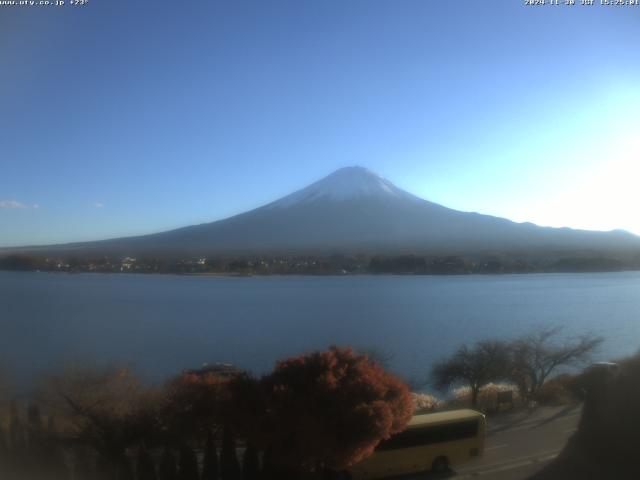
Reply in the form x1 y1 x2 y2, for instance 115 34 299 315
266 166 420 208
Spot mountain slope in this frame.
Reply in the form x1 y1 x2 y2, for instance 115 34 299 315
6 166 640 257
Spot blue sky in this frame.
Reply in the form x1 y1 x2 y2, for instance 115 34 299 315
2 0 640 247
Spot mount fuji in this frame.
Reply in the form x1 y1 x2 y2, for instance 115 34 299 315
8 166 640 257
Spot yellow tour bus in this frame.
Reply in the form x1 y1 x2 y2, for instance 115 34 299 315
347 409 486 479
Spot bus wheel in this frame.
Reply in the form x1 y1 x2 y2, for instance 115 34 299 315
432 456 449 473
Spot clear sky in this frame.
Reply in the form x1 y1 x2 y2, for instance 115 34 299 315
2 0 640 247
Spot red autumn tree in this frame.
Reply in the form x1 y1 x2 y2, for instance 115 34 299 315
257 347 414 471
161 371 229 438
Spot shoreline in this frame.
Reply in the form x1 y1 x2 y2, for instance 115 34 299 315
2 269 640 277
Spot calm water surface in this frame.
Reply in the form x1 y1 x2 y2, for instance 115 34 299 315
2 271 640 388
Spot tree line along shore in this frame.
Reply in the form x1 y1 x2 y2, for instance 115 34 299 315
2 252 640 275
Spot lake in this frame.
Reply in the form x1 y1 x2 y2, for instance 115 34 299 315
2 271 640 390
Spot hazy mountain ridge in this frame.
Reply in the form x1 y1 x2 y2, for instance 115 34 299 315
3 166 640 258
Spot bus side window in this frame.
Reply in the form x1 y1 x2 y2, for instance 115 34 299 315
377 420 479 451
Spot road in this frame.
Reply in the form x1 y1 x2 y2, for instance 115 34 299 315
402 405 582 480
451 405 582 480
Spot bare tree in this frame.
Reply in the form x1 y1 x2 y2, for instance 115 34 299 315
41 364 161 473
508 327 603 401
431 340 510 407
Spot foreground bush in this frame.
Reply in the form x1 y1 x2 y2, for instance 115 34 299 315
1 349 416 479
